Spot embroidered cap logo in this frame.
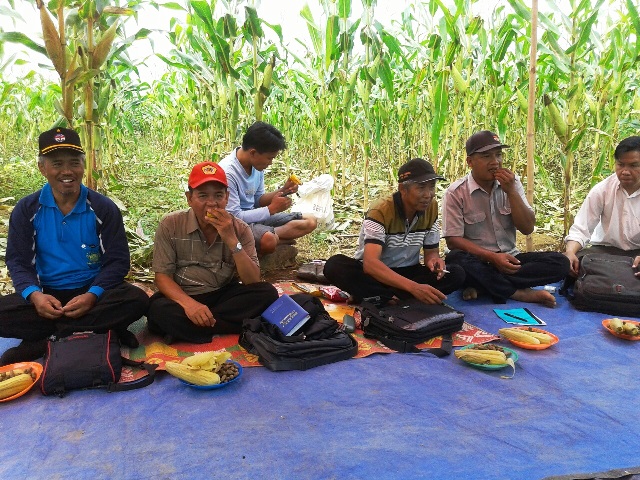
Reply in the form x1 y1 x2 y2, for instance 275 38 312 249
202 165 216 175
54 133 66 143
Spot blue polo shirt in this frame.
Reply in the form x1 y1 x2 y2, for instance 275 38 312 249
20 184 104 300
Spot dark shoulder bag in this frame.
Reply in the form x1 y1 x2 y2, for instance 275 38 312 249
565 253 640 317
358 298 465 356
41 331 157 397
240 293 358 371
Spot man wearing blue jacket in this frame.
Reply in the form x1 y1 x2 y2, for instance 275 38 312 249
0 127 149 366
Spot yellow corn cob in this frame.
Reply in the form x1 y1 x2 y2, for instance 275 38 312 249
289 173 302 185
520 329 553 344
182 352 218 370
455 349 507 365
499 328 541 345
213 351 232 365
608 318 624 333
165 362 220 386
0 373 34 399
622 322 639 336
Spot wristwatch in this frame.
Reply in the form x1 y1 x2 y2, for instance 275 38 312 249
232 241 243 254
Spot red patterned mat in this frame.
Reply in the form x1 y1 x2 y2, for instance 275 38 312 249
120 282 498 381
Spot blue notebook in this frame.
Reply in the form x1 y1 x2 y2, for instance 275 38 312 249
493 308 546 326
262 294 311 336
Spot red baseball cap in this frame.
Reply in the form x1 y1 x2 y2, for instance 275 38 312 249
188 162 228 189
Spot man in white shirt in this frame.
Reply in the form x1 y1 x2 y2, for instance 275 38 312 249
564 136 640 276
219 122 317 255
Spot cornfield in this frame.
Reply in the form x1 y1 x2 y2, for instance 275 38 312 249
1 0 639 268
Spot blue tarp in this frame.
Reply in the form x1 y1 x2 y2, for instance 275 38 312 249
1 284 639 480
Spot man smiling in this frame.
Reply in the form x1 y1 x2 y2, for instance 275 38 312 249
442 130 570 306
0 127 149 365
146 161 278 344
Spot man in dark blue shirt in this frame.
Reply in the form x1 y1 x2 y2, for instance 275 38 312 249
0 127 149 365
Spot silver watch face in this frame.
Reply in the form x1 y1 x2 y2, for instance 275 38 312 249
235 242 242 251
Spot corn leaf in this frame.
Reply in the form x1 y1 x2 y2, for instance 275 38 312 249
627 0 640 55
243 6 264 40
300 5 322 58
0 32 48 56
431 70 448 157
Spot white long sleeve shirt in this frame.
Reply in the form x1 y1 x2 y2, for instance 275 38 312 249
565 173 640 250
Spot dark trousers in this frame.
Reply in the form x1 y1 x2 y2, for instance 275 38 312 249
146 281 279 343
0 282 149 341
445 249 570 303
323 254 466 303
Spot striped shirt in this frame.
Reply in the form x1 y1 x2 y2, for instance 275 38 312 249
353 192 440 268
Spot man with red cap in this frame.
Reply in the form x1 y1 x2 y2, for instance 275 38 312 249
0 127 149 365
146 161 278 343
442 130 569 307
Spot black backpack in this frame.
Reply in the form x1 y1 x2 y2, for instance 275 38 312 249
239 293 358 371
358 298 465 356
562 253 640 317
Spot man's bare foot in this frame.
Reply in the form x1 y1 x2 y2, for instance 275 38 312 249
511 288 556 307
462 287 478 301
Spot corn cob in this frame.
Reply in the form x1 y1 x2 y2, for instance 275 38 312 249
38 1 65 78
622 322 639 336
520 328 553 344
608 318 625 334
499 328 541 345
182 352 218 370
289 173 302 185
92 20 118 69
450 65 468 94
543 94 568 143
455 349 507 365
165 362 220 386
0 373 34 400
516 89 528 114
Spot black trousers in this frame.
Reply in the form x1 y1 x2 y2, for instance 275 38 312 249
0 282 149 341
146 281 279 343
323 254 466 303
445 249 570 303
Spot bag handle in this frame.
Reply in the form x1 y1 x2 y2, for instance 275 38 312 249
107 358 158 392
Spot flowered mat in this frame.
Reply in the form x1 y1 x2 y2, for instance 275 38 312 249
119 282 499 381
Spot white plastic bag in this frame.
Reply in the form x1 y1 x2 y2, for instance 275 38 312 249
291 174 334 231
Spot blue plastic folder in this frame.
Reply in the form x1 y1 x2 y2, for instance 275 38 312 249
493 308 546 326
